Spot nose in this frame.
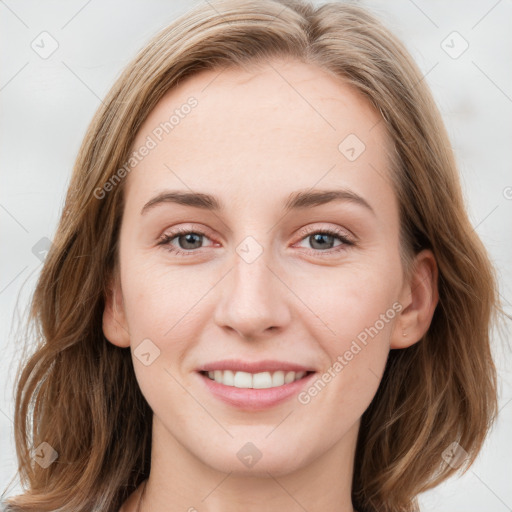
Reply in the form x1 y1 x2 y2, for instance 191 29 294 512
213 242 291 340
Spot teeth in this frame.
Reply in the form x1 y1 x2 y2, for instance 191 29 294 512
205 370 308 388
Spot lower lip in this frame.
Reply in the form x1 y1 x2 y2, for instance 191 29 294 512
197 371 316 411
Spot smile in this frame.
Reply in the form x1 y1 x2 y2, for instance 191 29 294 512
200 369 314 389
197 370 317 411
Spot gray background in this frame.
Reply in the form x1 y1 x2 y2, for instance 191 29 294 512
1 0 511 510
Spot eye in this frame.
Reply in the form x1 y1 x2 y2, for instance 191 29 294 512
294 226 354 255
157 227 215 256
157 225 355 257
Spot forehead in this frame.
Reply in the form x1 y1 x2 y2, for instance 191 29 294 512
125 58 394 214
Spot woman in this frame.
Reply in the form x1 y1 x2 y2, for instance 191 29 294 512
2 1 500 511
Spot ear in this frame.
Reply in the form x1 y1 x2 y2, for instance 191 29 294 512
102 272 131 348
391 249 439 349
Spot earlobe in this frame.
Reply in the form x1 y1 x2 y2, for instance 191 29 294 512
391 249 439 349
102 274 131 348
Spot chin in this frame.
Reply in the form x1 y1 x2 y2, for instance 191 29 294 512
198 443 311 477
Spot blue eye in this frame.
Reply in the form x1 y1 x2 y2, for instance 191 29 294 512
295 228 353 253
157 227 214 256
157 226 354 257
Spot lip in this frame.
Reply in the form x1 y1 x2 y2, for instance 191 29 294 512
197 370 317 411
196 359 316 373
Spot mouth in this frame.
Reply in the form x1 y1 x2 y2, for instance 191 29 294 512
197 369 317 410
199 369 316 389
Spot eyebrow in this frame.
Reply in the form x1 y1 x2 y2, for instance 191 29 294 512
140 188 375 216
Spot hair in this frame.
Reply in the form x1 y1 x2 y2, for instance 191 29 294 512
2 0 501 511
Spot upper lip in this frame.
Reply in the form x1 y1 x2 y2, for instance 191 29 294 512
197 359 316 374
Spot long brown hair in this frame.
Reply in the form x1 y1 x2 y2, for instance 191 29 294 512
2 1 500 510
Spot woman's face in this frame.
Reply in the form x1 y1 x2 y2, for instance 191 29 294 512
104 58 433 477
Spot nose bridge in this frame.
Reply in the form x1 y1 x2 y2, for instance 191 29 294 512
234 235 272 297
213 232 290 338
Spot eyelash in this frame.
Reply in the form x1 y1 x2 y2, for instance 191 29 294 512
156 225 354 257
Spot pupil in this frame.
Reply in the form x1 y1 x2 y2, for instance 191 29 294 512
181 233 201 249
311 233 333 250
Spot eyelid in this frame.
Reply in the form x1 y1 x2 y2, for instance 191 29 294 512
157 222 356 256
156 224 218 256
293 223 355 243
159 223 216 241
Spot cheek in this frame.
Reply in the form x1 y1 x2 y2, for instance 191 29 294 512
292 257 401 347
119 257 219 397
296 296 392 437
120 264 202 413
120 254 208 336
292 259 400 409
123 281 171 339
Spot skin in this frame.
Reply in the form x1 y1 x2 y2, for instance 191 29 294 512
104 58 438 512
